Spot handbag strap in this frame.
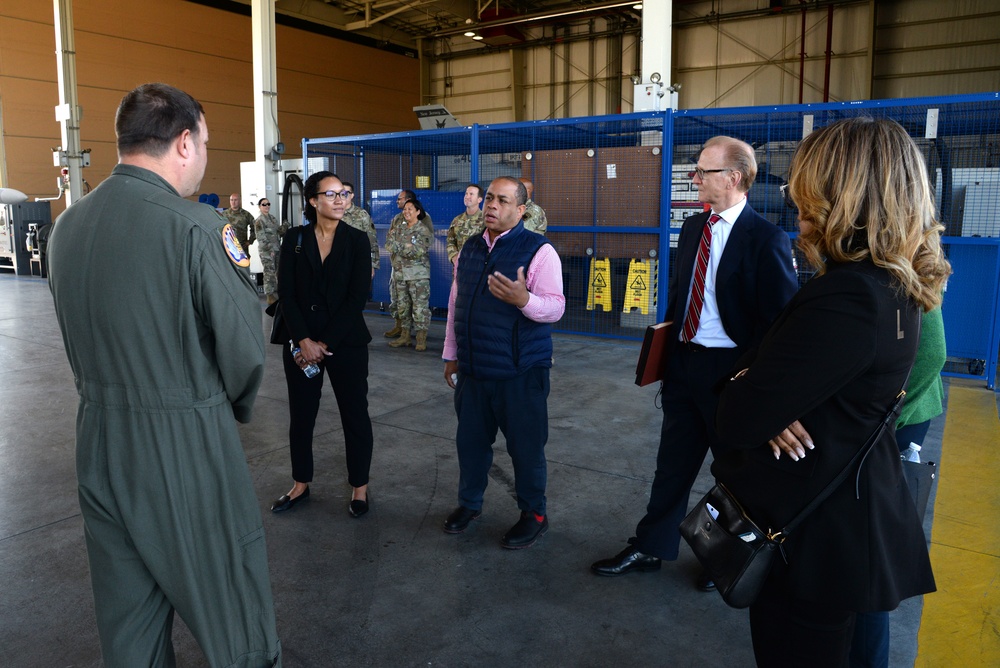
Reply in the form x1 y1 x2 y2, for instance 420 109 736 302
779 315 920 538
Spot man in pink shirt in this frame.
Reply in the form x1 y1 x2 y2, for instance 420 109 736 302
442 176 565 549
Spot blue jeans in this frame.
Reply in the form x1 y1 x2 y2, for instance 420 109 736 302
849 611 889 668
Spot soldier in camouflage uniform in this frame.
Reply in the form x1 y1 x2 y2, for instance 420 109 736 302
385 197 432 351
384 189 433 338
223 193 256 257
253 198 287 304
446 184 484 265
341 181 379 275
518 177 548 235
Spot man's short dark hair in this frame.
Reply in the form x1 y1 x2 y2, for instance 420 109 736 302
400 189 416 200
467 184 484 199
115 83 205 158
492 177 527 206
342 181 355 192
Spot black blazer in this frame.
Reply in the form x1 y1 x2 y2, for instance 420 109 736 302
668 204 797 354
713 260 935 611
278 222 372 351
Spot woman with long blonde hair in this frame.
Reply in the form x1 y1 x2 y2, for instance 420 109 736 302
712 117 950 666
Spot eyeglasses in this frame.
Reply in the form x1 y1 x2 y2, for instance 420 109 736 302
779 184 796 209
344 191 353 196
260 202 270 207
692 167 732 179
320 190 350 201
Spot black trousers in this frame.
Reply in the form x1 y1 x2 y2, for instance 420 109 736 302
632 344 742 559
283 343 374 488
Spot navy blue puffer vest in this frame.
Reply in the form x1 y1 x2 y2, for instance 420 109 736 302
454 222 552 380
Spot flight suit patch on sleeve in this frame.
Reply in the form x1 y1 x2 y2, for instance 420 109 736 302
222 224 251 267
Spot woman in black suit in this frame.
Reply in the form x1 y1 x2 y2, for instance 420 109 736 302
270 171 375 518
712 118 951 666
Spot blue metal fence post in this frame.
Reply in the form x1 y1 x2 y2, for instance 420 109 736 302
658 109 674 323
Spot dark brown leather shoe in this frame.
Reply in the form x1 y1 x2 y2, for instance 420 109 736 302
590 546 662 576
444 506 481 534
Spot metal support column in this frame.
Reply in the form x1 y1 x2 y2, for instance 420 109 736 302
53 0 84 207
251 0 282 213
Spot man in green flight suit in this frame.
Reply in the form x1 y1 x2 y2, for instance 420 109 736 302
47 83 281 667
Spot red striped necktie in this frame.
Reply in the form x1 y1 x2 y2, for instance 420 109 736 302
680 213 722 343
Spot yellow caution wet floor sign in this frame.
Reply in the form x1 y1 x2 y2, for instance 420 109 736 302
587 258 612 311
623 259 657 315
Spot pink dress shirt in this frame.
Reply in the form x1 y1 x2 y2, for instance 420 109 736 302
442 227 565 361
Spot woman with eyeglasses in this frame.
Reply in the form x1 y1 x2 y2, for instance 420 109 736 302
270 171 375 518
253 197 287 304
384 198 433 351
710 118 950 666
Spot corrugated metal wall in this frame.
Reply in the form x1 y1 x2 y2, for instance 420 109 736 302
425 0 1000 124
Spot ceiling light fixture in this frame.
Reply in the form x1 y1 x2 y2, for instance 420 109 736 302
633 3 643 8
472 34 484 40
464 31 476 37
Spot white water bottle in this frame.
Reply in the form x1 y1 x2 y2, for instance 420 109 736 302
901 442 921 463
289 340 321 378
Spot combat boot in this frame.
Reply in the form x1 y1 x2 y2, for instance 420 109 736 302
415 331 427 352
389 330 411 348
383 319 402 338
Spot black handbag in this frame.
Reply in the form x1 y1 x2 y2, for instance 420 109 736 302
266 228 303 345
266 299 287 345
680 387 909 609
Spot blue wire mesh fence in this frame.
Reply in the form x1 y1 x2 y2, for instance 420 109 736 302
303 92 1000 388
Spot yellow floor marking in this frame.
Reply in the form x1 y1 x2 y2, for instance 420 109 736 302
917 384 1000 666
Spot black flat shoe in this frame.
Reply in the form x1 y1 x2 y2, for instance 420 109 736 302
349 497 369 518
271 486 309 513
590 546 662 576
696 570 717 591
443 506 481 534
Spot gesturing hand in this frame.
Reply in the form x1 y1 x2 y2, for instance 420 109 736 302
487 266 529 308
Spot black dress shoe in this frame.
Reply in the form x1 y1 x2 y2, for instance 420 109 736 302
696 570 716 591
349 496 369 518
271 486 309 513
590 546 662 576
443 506 481 534
500 512 548 549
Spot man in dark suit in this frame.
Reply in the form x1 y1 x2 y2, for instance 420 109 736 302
591 136 799 586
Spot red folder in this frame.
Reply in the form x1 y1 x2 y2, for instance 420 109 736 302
635 321 674 387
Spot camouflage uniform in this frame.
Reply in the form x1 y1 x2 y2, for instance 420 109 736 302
342 205 379 270
385 219 432 332
522 199 548 235
387 211 433 319
222 207 256 257
446 209 484 264
253 212 287 301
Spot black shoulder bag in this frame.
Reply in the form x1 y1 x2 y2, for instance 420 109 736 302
680 383 909 609
266 228 303 345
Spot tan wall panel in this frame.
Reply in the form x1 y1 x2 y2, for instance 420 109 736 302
0 16 57 80
0 0 418 218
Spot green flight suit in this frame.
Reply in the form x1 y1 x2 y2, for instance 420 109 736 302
48 164 280 667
